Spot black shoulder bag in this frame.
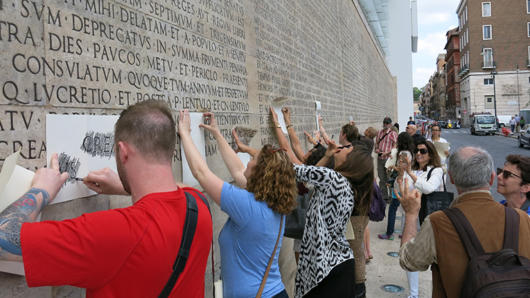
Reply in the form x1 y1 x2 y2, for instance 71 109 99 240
419 167 454 225
159 190 211 298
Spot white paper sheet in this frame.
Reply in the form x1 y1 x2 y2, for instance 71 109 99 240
271 100 288 134
237 152 251 167
315 101 322 131
46 114 119 204
0 151 34 213
434 141 450 158
181 113 206 187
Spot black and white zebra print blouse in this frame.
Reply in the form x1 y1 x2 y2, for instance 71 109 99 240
293 164 355 297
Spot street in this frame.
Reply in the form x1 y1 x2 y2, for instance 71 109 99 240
441 128 530 202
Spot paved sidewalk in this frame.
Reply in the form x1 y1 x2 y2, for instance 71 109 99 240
365 215 432 297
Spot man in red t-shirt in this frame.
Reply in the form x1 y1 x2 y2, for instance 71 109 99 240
0 100 212 297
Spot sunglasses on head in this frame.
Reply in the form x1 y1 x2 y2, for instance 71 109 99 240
497 168 521 180
337 144 353 150
414 148 428 155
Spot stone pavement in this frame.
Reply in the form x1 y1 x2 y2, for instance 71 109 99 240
365 213 433 297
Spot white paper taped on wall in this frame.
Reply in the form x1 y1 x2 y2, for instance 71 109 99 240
315 101 322 131
181 112 207 187
46 114 119 204
0 151 33 276
272 97 288 134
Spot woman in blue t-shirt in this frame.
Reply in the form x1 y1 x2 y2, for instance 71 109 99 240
178 110 298 298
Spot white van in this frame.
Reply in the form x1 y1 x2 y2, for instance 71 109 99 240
497 115 512 128
470 114 497 135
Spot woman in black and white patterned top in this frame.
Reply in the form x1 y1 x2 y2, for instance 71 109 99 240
271 108 374 297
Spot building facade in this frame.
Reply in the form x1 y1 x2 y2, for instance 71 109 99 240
358 0 418 129
445 28 461 120
457 0 530 126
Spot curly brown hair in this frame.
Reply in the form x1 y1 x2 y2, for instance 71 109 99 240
246 145 298 214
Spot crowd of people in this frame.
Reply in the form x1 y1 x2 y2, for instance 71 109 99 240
0 99 529 297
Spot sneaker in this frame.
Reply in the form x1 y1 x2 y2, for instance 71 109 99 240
378 234 394 240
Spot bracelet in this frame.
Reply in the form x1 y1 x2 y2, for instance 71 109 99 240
286 124 293 129
275 123 281 128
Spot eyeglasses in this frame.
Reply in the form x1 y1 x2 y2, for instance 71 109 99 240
497 168 521 180
431 129 441 131
338 144 353 150
414 148 428 155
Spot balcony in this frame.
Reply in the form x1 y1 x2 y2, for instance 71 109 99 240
481 61 496 69
458 64 469 77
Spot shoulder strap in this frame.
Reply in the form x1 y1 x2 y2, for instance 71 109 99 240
377 130 391 145
503 207 520 252
521 199 530 216
426 167 436 181
159 191 199 298
443 208 485 258
256 215 284 298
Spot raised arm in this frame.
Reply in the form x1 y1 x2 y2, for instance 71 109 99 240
315 139 337 167
282 107 306 163
178 110 224 205
232 129 259 158
0 154 68 261
270 107 302 164
318 115 332 144
200 112 247 188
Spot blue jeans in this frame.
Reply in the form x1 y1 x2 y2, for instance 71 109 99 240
385 198 400 236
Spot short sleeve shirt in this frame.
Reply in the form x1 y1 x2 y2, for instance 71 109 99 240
219 182 285 298
21 188 212 298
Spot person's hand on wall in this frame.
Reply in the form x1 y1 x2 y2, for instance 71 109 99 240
178 109 192 136
84 168 128 195
200 112 220 135
270 106 280 127
282 107 291 125
232 128 258 157
32 153 69 203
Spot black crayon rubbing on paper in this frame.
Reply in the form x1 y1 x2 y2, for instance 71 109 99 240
231 126 257 151
58 152 81 184
81 131 114 158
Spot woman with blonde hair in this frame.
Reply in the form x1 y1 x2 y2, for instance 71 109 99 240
179 110 297 298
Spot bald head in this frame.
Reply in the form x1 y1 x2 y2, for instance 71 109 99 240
448 146 494 193
406 124 417 136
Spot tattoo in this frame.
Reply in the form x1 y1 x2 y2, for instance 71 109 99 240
0 188 49 257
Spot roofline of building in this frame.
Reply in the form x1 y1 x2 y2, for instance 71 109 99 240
443 27 459 50
456 0 467 14
350 0 391 74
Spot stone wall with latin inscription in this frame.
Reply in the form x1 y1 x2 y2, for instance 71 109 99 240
0 0 396 296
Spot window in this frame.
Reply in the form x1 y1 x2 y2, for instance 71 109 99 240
483 25 492 40
483 48 494 68
528 46 530 66
528 22 530 37
482 2 491 17
484 96 494 109
484 78 494 85
528 0 530 13
466 28 469 44
465 6 468 23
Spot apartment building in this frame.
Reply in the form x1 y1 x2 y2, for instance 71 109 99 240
457 0 530 126
445 28 461 120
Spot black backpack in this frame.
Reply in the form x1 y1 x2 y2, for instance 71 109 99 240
443 207 530 298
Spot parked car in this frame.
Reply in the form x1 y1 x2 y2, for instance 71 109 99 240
520 127 530 148
497 115 511 128
438 120 447 128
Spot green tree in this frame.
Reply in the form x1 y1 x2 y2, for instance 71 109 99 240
413 87 422 102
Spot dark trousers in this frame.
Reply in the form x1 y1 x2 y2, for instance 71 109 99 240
303 259 356 298
273 289 289 298
377 158 390 201
385 198 401 236
511 124 515 132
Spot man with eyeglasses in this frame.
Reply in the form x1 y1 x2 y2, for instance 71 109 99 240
497 155 530 216
427 124 450 167
375 117 397 202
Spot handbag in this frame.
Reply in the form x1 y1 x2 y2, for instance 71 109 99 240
368 182 386 221
419 168 454 225
256 216 284 298
284 185 313 239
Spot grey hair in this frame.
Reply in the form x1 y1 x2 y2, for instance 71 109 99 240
448 147 494 192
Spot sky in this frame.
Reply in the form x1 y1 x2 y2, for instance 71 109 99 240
413 0 461 88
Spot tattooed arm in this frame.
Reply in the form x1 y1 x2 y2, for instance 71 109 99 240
0 154 68 261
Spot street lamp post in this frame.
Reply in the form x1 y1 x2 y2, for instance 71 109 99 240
491 71 498 127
